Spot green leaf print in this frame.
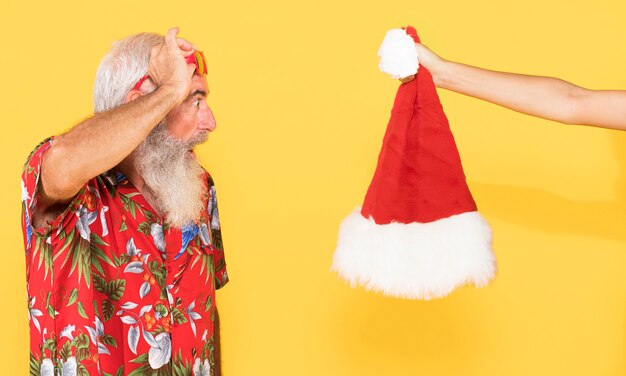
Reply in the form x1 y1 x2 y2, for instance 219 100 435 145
143 210 157 223
29 352 40 376
92 299 101 317
205 295 212 312
45 291 55 319
148 261 167 287
77 301 88 319
77 364 89 376
67 288 79 306
208 254 216 285
128 355 153 375
107 280 126 301
211 228 223 251
120 193 139 219
93 274 107 292
59 341 72 361
102 299 115 322
94 275 126 301
74 334 91 362
90 233 115 276
138 221 152 236
155 303 168 317
55 228 76 269
42 338 57 359
69 237 92 288
90 232 108 246
100 334 118 348
74 333 90 351
76 347 90 363
34 236 53 281
119 253 131 264
130 353 149 364
171 307 188 324
172 350 193 376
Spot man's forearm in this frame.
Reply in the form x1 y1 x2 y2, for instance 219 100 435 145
42 84 183 201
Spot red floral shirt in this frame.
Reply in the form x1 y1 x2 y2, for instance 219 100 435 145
21 138 228 376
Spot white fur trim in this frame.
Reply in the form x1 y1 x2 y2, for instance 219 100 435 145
331 208 496 300
377 29 419 80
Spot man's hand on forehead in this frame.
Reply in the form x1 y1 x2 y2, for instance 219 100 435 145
147 27 197 102
174 33 194 57
164 27 195 58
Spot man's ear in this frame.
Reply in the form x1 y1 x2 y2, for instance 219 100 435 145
124 90 143 104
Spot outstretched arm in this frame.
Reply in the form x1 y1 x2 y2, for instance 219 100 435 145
415 43 626 131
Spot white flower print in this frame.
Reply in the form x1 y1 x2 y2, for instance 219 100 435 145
139 281 151 299
128 325 140 355
40 358 54 376
85 316 111 355
61 356 77 376
150 223 165 253
166 285 175 306
186 301 202 337
21 178 30 202
121 302 139 310
40 356 78 376
208 186 220 230
126 238 141 256
139 304 153 317
144 330 172 369
100 206 110 237
75 206 97 241
199 223 211 246
59 324 75 341
193 358 211 376
28 296 43 333
124 261 143 274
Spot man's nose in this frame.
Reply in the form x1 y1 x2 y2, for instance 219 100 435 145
200 106 217 132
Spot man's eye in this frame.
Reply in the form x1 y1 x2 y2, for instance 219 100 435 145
193 99 201 108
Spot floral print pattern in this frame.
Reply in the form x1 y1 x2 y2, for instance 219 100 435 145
22 138 228 375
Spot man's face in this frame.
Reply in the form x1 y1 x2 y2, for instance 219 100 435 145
164 74 216 144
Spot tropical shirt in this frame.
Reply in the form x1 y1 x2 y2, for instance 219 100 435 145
21 138 228 376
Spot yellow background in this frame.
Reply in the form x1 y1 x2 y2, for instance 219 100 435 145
1 0 625 374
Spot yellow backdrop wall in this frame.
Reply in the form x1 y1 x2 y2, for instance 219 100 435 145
1 0 625 374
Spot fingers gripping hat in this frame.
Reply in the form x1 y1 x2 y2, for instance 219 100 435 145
331 27 496 300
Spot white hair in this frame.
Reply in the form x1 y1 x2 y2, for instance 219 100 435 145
93 33 163 113
135 120 207 228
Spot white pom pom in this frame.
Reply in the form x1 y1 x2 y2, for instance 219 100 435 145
377 29 419 80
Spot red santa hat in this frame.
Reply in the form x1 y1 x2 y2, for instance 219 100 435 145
331 27 496 300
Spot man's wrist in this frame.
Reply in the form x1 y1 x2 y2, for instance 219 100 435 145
157 82 189 106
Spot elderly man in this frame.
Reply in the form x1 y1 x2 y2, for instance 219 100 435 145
21 28 228 375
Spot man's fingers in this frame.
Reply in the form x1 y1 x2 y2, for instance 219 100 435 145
165 27 180 48
176 37 194 54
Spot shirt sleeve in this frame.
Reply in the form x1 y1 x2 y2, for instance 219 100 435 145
21 137 89 247
207 175 229 290
23 140 103 374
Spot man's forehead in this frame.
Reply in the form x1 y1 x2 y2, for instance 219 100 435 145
190 75 209 93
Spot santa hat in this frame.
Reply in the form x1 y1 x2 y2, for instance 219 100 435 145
331 27 496 300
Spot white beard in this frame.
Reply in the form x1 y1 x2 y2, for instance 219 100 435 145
135 121 208 228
